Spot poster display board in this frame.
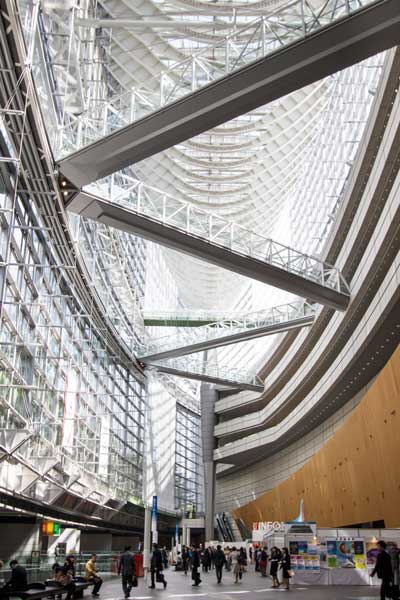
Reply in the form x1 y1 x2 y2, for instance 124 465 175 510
289 540 321 572
326 538 366 569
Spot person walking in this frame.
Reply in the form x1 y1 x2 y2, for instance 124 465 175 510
215 545 226 584
231 548 242 584
202 547 211 573
270 547 281 589
118 545 136 598
85 554 103 597
280 547 291 591
149 543 167 589
210 547 216 570
371 540 393 600
255 547 261 572
260 547 268 577
182 546 190 576
161 547 169 570
388 543 400 600
225 547 232 572
191 546 201 587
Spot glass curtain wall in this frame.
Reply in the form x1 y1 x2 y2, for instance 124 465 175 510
0 154 145 503
175 405 204 516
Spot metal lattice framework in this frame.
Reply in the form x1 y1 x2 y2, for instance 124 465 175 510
146 357 265 392
70 176 350 308
56 0 379 158
0 0 146 515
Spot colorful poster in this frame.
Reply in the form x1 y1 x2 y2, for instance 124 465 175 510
289 541 308 555
366 542 379 568
317 542 327 565
326 539 366 569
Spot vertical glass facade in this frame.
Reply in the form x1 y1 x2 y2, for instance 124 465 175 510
0 157 145 503
175 405 204 515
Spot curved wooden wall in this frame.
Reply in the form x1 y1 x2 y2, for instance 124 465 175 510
233 344 400 528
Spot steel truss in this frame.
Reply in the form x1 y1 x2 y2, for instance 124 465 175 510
146 359 264 392
0 0 145 512
139 301 316 361
67 184 350 310
56 0 400 186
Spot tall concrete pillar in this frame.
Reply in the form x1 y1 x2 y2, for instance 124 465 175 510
186 527 191 547
182 525 187 547
200 383 217 542
143 507 152 575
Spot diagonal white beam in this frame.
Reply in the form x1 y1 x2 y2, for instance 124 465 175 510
58 0 400 187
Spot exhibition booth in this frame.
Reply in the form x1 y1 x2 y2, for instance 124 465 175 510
252 521 400 586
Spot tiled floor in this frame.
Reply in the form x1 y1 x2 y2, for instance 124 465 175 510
99 567 381 600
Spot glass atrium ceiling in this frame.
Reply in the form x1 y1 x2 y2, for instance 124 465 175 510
30 0 384 372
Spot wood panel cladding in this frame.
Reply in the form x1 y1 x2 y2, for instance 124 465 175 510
233 344 400 528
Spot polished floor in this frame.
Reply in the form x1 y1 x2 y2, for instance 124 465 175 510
100 567 381 600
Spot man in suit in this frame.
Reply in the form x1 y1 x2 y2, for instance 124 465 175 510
118 546 136 598
149 544 167 589
371 540 393 600
4 561 28 591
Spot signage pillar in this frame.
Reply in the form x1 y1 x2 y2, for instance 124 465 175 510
143 506 152 575
151 495 158 545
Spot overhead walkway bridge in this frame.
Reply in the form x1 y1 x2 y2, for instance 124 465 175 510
143 311 251 327
145 358 264 393
57 0 400 187
139 301 316 362
66 187 350 310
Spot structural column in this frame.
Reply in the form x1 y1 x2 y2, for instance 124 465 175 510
143 507 152 575
186 527 191 547
200 383 217 541
182 524 187 547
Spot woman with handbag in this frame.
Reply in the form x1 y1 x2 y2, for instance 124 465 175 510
55 566 76 600
280 547 292 591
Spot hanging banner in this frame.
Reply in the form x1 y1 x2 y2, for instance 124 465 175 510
175 521 179 547
151 496 158 544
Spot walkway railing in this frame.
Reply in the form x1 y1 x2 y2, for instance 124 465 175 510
143 310 250 327
146 358 264 392
78 176 350 305
139 301 316 360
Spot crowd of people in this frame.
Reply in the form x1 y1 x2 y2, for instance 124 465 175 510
0 554 103 599
1 539 399 598
172 543 292 590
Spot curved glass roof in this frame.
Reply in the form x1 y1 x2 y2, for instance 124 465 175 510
34 0 385 375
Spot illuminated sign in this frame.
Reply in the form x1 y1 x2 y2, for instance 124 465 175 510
42 521 61 536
